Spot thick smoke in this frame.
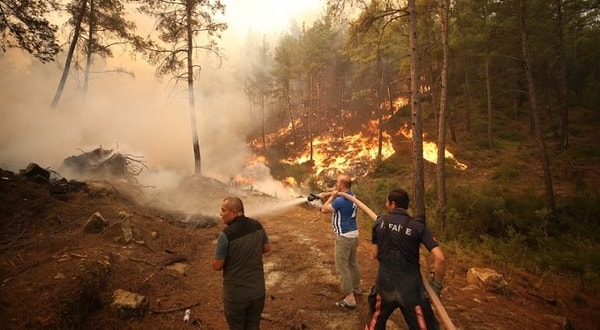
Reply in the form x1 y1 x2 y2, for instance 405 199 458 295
0 52 246 174
0 1 321 204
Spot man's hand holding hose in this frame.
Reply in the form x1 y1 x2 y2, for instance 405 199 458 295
335 191 456 330
319 191 338 213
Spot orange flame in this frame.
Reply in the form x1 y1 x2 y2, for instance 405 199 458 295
380 96 409 117
229 157 300 198
286 129 395 176
394 97 409 109
283 176 297 187
397 124 467 170
250 120 301 150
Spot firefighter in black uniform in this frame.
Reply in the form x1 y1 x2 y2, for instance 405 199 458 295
365 188 446 330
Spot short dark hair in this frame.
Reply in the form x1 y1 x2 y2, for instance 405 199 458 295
387 188 409 209
223 196 244 214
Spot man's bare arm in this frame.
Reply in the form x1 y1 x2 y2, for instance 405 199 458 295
430 246 446 283
320 191 337 214
263 243 271 254
212 258 225 271
370 243 378 259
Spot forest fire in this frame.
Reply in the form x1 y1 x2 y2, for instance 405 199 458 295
380 96 410 121
398 124 468 170
228 155 299 198
286 130 395 177
394 97 409 109
244 100 466 187
250 120 300 150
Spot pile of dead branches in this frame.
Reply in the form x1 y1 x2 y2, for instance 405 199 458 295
61 147 147 180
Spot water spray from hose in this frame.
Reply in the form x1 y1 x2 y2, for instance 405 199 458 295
247 196 307 218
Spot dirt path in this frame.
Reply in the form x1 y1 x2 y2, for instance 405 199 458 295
260 204 375 330
1 178 598 329
250 206 600 329
230 203 598 330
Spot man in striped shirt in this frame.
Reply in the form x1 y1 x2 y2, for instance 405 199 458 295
320 173 362 309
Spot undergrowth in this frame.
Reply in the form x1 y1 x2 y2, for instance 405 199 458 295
441 183 600 293
268 108 600 293
340 163 600 293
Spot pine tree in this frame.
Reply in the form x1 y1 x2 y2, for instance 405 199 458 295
140 0 227 174
0 0 59 63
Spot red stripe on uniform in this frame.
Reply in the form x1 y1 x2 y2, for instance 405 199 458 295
415 305 427 330
365 293 382 330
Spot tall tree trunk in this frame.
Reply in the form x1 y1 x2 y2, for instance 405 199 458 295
485 48 494 149
307 72 313 162
186 2 201 174
285 81 298 146
430 92 438 123
408 0 426 218
464 65 472 132
384 80 395 161
436 0 449 230
518 0 556 214
449 110 457 144
261 91 266 153
83 0 94 99
377 102 384 163
555 0 569 149
376 51 383 162
387 82 394 117
51 0 88 109
316 72 322 136
341 69 346 138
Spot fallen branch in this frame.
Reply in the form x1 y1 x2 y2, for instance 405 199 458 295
134 240 156 253
0 249 72 283
0 227 27 251
128 257 156 266
150 301 202 314
141 271 157 284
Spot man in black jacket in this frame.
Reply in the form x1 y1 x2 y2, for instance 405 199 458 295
212 197 271 330
365 188 446 330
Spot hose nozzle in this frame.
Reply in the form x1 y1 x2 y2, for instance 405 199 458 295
307 193 321 202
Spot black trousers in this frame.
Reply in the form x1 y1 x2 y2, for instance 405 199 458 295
365 289 439 330
223 295 265 330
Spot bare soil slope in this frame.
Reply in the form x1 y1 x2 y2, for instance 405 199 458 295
0 172 598 329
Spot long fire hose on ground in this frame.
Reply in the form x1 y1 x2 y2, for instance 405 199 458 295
335 191 457 330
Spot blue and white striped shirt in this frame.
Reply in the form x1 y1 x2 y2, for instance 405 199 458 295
331 191 358 236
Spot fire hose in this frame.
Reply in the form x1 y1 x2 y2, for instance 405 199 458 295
334 191 457 330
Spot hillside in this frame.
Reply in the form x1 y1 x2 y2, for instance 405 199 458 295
1 103 599 330
1 163 599 329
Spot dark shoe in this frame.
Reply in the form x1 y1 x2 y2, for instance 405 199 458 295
335 300 356 310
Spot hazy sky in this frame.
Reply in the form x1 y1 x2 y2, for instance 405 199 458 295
0 0 326 195
222 0 322 36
